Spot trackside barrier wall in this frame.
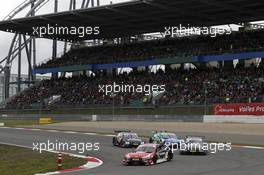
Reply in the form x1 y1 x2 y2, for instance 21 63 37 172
0 114 203 122
95 115 203 122
203 115 264 124
2 114 264 123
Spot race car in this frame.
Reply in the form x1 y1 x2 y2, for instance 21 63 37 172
180 136 208 155
122 143 173 166
149 131 181 147
112 130 143 148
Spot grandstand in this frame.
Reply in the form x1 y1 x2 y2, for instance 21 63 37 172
0 0 264 115
6 66 264 110
34 29 264 69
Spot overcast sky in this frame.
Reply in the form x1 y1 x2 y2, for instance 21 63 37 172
0 0 128 74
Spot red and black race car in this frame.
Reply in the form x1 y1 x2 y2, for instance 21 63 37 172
122 143 173 166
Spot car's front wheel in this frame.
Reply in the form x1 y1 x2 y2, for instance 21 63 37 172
152 154 158 164
121 140 126 147
166 151 173 161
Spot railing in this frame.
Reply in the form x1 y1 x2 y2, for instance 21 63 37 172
2 96 263 115
35 46 264 70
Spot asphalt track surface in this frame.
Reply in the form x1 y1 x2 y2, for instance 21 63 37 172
0 127 264 175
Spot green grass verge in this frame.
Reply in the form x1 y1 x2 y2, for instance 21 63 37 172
0 144 86 175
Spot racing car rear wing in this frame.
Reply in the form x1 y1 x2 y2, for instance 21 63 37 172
114 130 131 133
185 135 206 139
186 135 205 138
151 130 168 133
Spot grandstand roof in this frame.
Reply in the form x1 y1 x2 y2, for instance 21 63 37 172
0 0 263 41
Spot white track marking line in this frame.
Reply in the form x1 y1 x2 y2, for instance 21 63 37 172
47 130 59 132
14 127 25 130
63 131 77 134
83 133 98 135
0 141 34 150
232 145 264 150
30 128 41 131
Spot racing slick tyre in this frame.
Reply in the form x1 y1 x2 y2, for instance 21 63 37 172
166 151 173 161
113 137 118 146
121 140 126 148
201 151 208 156
152 154 158 164
149 138 153 143
180 151 186 155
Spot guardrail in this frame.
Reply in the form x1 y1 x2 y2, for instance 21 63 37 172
204 115 264 124
0 114 204 122
2 114 264 123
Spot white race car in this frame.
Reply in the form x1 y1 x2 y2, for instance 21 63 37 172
180 136 208 155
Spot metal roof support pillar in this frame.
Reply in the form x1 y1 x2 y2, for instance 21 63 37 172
52 0 58 79
32 37 36 81
17 34 22 93
4 34 18 100
81 0 86 8
86 0 91 8
31 0 36 82
73 0 76 9
22 35 34 82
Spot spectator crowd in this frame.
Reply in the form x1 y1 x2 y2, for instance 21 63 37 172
7 65 264 109
37 29 264 69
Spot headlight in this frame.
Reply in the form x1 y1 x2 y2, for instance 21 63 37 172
141 142 144 145
125 142 130 145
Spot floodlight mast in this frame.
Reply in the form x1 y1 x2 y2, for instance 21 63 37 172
0 0 100 100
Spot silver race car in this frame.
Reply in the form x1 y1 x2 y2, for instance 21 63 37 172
180 136 208 155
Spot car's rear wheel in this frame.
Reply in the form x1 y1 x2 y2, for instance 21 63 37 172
149 138 153 143
113 137 118 146
121 140 126 147
202 151 208 156
180 151 186 155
